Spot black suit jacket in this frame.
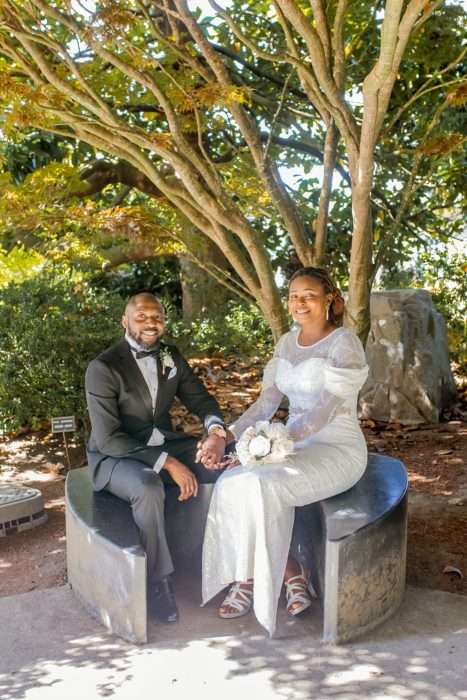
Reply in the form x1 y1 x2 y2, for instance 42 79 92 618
85 338 224 490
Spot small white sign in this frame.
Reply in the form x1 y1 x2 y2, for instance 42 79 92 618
51 416 76 433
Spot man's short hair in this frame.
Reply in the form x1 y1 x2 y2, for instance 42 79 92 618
124 292 163 314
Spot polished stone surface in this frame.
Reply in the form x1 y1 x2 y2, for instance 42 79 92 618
65 470 147 643
320 453 408 541
0 485 47 537
66 453 408 645
294 453 408 643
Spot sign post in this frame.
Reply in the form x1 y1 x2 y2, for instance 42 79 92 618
51 416 76 472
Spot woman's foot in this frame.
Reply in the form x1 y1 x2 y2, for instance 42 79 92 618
218 580 254 619
284 562 314 616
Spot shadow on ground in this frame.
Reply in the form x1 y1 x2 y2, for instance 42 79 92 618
1 583 466 699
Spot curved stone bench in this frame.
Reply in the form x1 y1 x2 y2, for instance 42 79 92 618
65 453 407 644
65 470 147 643
65 469 214 643
293 453 408 643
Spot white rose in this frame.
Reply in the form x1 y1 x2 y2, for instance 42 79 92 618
267 421 287 439
249 435 271 458
255 420 270 434
236 443 252 466
243 426 256 440
270 438 294 462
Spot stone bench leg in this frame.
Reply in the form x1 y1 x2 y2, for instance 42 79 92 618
66 500 147 644
322 495 408 643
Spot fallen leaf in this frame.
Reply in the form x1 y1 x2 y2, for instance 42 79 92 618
443 565 464 579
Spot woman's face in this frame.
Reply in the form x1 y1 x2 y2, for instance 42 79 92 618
288 275 332 326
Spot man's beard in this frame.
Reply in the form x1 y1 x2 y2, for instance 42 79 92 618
127 326 160 350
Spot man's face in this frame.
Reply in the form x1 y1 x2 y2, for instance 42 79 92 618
122 297 166 349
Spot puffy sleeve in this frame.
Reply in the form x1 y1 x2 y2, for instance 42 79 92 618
286 330 368 444
229 336 286 440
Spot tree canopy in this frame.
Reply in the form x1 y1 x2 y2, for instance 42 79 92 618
0 0 465 339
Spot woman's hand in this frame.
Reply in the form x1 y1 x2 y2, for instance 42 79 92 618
221 454 241 470
196 434 226 469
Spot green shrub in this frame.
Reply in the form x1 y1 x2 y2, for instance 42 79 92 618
0 268 275 432
165 300 274 358
0 272 123 431
418 250 467 374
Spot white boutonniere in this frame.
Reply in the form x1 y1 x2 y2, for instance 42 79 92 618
160 347 175 373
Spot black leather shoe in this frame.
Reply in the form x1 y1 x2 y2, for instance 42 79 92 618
148 577 178 623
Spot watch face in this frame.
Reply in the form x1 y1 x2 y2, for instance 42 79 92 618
211 426 227 438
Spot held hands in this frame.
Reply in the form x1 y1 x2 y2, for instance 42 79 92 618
196 434 226 470
163 456 198 501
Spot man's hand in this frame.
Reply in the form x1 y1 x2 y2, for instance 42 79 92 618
196 434 226 470
163 457 198 501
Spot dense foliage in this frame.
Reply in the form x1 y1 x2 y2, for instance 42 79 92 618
169 300 273 358
0 1 465 429
418 251 467 373
0 271 123 431
0 1 465 339
0 261 273 431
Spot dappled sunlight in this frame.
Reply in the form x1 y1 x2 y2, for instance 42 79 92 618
9 469 59 484
324 662 384 685
405 663 429 673
0 468 17 483
1 584 467 699
0 462 63 486
46 497 66 510
410 472 443 486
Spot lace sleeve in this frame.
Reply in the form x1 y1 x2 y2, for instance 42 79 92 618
287 330 368 443
229 342 285 440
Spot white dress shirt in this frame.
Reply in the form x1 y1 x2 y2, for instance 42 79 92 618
126 334 168 472
126 334 225 473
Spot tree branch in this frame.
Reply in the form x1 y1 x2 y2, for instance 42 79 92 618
210 42 308 100
75 160 166 200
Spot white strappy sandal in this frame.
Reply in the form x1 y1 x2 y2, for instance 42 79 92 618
219 580 254 619
284 566 317 616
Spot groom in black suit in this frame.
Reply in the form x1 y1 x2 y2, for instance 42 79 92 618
85 292 227 623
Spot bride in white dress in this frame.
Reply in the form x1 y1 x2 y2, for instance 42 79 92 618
201 267 369 636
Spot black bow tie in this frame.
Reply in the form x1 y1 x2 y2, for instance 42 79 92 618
130 345 160 360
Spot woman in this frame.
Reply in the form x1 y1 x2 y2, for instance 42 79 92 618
202 267 369 636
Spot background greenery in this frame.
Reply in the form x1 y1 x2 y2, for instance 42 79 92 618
0 259 275 431
0 249 464 432
0 1 465 431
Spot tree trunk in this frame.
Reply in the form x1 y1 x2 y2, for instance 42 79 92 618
346 178 373 343
257 291 288 343
179 242 231 323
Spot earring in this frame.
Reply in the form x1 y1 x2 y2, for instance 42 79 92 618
325 304 330 321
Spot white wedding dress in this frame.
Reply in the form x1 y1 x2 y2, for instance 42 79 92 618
202 327 369 636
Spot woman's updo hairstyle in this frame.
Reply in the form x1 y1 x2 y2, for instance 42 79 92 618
288 267 345 326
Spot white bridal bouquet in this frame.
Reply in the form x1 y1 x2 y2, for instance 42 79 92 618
236 420 294 468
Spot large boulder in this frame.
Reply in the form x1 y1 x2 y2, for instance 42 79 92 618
359 289 457 424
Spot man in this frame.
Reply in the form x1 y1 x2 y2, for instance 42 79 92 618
85 292 227 623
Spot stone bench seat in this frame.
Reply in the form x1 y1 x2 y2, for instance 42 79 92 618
293 453 408 642
65 453 408 644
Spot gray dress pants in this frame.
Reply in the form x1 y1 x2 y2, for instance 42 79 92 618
104 436 223 585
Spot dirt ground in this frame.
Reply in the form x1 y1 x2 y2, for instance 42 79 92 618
1 357 466 599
